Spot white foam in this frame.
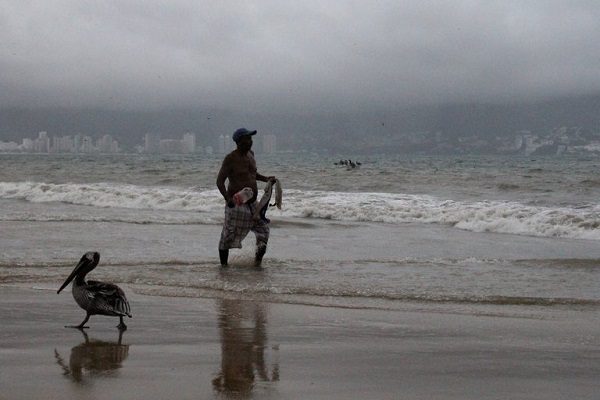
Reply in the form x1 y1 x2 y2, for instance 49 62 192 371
276 189 600 240
1 181 599 240
0 181 224 212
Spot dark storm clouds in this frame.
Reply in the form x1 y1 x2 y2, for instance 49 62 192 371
2 1 600 113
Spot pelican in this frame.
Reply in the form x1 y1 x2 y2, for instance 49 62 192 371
57 252 132 330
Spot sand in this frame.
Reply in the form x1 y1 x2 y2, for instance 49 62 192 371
0 285 598 400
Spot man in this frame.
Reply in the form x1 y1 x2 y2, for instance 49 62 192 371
216 128 276 267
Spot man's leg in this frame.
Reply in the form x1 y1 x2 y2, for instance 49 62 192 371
253 219 270 267
218 205 235 266
255 242 267 266
219 249 229 266
219 204 253 266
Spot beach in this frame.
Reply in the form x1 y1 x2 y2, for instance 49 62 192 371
1 285 598 400
1 153 600 399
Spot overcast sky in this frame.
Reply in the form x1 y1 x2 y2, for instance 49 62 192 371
2 0 600 114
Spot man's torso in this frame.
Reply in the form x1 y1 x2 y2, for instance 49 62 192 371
222 150 258 201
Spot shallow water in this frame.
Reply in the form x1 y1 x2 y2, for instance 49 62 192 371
1 153 599 315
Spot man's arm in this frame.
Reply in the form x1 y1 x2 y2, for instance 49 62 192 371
256 172 276 183
256 173 268 183
216 158 230 202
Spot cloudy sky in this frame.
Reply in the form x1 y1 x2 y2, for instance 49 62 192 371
2 0 600 114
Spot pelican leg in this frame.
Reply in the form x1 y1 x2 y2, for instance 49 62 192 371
117 316 127 331
65 313 90 329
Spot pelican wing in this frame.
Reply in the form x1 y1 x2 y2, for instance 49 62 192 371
87 280 132 317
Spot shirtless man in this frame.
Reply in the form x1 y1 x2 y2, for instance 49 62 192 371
216 128 276 266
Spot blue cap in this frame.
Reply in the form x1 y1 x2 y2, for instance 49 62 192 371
232 128 257 143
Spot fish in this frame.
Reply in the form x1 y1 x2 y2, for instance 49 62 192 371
253 179 282 222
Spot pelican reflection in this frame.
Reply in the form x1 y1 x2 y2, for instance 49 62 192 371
213 299 279 397
54 329 129 383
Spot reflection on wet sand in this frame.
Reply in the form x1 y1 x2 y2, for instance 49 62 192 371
213 299 279 397
54 329 129 383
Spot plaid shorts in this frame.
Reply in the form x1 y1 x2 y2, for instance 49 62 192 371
218 202 270 250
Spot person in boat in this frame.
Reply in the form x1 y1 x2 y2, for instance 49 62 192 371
216 128 276 267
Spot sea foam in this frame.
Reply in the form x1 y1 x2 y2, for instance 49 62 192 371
1 181 599 240
0 181 223 212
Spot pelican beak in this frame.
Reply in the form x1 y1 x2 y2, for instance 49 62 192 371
57 259 87 294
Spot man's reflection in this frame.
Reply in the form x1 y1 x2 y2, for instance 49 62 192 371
54 329 129 383
212 299 279 397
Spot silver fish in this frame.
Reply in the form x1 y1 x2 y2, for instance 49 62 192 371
253 179 282 222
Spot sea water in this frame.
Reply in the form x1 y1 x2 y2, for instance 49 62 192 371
1 153 599 316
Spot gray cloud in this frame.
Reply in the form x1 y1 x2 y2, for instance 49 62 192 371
2 0 600 113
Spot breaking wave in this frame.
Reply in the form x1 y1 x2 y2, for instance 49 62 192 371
0 181 223 211
1 181 599 240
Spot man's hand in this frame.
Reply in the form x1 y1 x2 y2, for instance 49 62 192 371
267 176 277 183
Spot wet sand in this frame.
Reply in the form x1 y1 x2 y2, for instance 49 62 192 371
0 285 598 400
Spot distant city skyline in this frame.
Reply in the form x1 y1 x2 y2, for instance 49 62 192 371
0 131 121 154
2 124 598 156
0 131 279 155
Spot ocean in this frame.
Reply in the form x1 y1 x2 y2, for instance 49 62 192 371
1 153 600 317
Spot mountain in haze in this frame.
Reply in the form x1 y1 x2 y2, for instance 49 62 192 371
1 93 600 153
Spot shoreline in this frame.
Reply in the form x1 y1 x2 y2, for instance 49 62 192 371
1 285 599 400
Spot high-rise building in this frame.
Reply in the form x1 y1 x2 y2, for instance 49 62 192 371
0 141 19 152
182 132 196 154
81 136 95 153
73 134 82 153
36 131 50 153
145 133 160 153
52 135 75 153
22 138 34 151
159 139 182 154
111 140 120 153
97 135 115 153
